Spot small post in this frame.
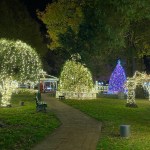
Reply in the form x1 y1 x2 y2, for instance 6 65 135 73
120 125 130 137
20 101 24 106
36 91 41 100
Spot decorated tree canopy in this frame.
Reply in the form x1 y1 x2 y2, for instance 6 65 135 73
58 56 94 93
0 39 42 106
108 60 126 94
0 39 41 82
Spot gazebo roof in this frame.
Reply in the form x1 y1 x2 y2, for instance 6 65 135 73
40 70 59 81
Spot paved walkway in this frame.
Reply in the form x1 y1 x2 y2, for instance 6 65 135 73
32 94 102 150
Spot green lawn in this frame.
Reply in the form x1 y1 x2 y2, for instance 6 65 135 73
63 98 150 150
0 92 60 150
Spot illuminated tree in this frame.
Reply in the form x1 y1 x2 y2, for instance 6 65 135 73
0 39 42 106
108 60 126 94
58 54 94 93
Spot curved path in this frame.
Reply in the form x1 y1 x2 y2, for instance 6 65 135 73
32 94 102 150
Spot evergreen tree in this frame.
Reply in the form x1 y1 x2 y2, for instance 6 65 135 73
108 60 126 94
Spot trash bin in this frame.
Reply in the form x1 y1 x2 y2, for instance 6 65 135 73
120 125 130 137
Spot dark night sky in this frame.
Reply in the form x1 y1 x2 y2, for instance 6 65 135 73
22 0 53 45
22 0 52 18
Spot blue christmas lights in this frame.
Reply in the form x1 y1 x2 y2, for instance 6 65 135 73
108 60 126 94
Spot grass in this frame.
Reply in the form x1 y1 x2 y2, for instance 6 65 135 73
63 98 150 150
0 92 60 150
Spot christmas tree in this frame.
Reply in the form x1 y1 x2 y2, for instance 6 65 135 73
108 60 126 94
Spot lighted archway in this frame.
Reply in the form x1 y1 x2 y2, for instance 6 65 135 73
125 71 150 107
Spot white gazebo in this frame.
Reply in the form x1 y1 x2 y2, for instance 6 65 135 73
39 70 59 93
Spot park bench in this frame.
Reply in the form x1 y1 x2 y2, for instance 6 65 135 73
36 96 47 112
59 95 65 100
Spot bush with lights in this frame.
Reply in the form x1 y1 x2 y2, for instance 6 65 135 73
0 39 42 106
58 54 95 99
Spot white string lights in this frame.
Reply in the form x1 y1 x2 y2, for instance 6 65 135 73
143 82 150 101
0 77 18 106
0 39 42 106
57 57 96 99
126 71 150 107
